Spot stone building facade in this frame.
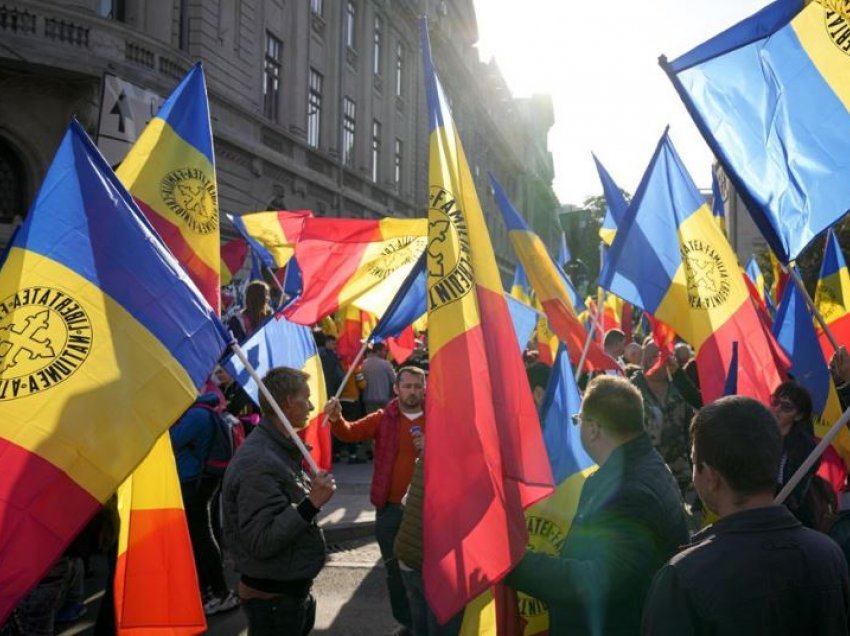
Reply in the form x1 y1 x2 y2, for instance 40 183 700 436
0 0 560 277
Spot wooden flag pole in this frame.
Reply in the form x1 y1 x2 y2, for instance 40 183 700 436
776 404 850 504
229 339 320 474
785 263 841 353
575 306 601 378
317 338 370 431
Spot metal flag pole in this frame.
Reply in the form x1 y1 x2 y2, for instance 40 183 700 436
785 263 841 353
775 404 850 504
229 339 320 474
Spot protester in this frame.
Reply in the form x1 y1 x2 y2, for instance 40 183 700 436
170 393 238 615
526 362 552 409
222 366 336 635
603 328 627 362
770 381 823 528
228 279 272 342
215 365 259 420
335 357 368 463
315 331 344 398
642 396 850 634
507 375 688 635
361 342 397 413
631 341 698 505
325 365 428 635
394 430 463 636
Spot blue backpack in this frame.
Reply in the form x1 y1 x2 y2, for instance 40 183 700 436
193 402 246 476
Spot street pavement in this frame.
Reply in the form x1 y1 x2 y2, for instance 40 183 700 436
58 460 400 635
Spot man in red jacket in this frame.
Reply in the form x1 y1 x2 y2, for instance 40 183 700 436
324 365 426 636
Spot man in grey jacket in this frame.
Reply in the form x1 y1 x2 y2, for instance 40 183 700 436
222 366 336 635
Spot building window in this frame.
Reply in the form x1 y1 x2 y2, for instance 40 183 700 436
307 69 323 148
395 41 404 97
394 138 403 187
0 139 26 223
98 0 125 21
342 97 356 167
310 0 323 17
371 120 381 182
264 32 282 122
373 15 383 76
345 1 356 49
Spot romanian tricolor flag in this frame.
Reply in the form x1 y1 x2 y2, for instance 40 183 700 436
116 63 220 314
663 0 850 263
115 434 205 634
599 130 786 404
516 344 595 635
815 229 850 358
593 154 629 246
221 238 249 286
510 264 532 305
745 256 775 317
282 217 427 325
492 176 616 373
222 314 330 470
0 121 226 621
420 19 554 625
230 209 312 269
769 249 790 309
773 273 850 489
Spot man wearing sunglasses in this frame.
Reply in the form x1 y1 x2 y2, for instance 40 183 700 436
507 375 688 635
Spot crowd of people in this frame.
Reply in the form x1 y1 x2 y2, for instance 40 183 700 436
10 289 850 636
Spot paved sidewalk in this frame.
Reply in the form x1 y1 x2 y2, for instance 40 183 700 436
320 459 376 543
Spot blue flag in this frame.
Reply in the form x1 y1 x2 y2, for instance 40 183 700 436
723 341 739 396
663 0 850 262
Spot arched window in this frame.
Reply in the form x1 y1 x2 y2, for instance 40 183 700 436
0 138 26 223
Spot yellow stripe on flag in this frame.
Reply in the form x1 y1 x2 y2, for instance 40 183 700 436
1 249 196 502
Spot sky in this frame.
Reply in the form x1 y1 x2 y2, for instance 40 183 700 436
472 0 773 207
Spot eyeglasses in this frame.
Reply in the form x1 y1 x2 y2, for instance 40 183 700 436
770 396 797 413
571 412 591 426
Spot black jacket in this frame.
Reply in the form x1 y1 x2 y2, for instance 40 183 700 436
507 433 688 636
222 419 327 587
642 506 850 635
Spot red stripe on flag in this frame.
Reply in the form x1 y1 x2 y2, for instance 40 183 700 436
696 300 788 404
425 287 553 623
540 298 618 371
299 415 332 472
0 438 100 621
135 198 220 313
819 312 850 360
115 508 206 634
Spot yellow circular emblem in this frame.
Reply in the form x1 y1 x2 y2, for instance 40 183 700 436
0 287 93 400
160 167 218 234
824 1 850 55
427 186 474 311
681 239 732 310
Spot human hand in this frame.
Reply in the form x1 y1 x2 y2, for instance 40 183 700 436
324 398 342 422
309 471 336 508
411 428 424 456
831 346 850 383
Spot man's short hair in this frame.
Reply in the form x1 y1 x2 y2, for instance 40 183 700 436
691 396 781 496
259 366 310 418
325 334 337 343
526 362 551 393
396 365 426 385
583 375 644 435
604 329 626 350
370 342 387 354
313 330 327 347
